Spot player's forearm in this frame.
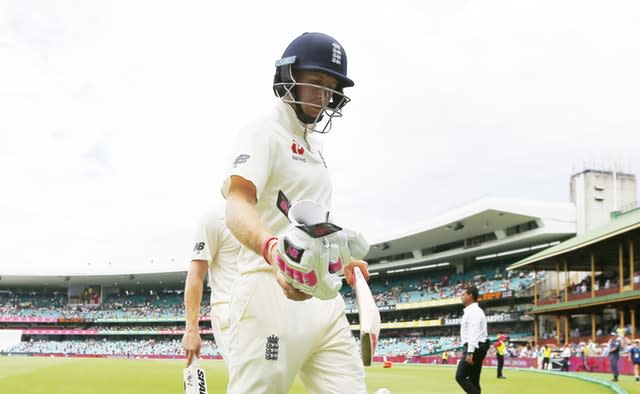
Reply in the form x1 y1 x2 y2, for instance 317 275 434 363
184 265 205 330
225 194 272 255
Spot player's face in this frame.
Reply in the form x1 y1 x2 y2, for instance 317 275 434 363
294 70 338 118
461 291 471 306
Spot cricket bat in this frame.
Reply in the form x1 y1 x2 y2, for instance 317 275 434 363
354 266 381 366
183 358 208 394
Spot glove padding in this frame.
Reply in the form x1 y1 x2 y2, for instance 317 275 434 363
274 200 368 300
275 227 340 300
328 228 370 262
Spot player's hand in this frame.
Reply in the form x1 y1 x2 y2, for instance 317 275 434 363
465 353 474 365
344 259 370 287
182 328 202 366
275 269 313 301
268 238 313 301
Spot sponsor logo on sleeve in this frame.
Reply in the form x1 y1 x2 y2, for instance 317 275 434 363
193 242 205 254
233 154 250 167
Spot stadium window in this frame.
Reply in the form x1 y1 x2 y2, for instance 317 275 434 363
386 252 414 262
367 252 413 264
505 220 539 236
428 240 465 254
465 232 497 248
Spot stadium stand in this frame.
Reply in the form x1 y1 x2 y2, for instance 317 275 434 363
0 196 595 361
341 263 540 310
5 338 220 357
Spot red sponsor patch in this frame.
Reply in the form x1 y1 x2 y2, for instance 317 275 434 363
291 141 304 155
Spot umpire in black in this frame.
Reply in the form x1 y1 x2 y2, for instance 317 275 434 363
455 286 490 394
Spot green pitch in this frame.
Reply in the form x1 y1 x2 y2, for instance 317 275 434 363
0 356 635 393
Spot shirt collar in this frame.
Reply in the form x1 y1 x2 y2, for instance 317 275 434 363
463 302 478 312
274 99 307 138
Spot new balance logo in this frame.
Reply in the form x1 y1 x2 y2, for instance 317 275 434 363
233 154 250 167
193 242 205 253
265 335 279 361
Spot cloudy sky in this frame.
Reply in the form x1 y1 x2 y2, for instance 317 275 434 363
1 0 639 275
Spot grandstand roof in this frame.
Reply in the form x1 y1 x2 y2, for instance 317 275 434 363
366 197 575 272
0 271 187 288
507 207 640 271
1 197 576 287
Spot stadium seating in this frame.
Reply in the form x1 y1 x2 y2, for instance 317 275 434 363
1 266 542 321
342 266 541 310
0 265 542 361
374 336 461 357
0 290 211 320
5 338 220 357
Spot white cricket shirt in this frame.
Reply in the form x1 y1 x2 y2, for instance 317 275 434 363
222 99 332 274
191 203 241 305
460 302 488 353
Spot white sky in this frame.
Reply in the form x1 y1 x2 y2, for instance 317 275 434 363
1 0 639 275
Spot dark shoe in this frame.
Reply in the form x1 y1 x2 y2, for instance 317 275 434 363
635 377 639 382
612 378 618 382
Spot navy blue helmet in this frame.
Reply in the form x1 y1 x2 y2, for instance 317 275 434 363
273 32 354 133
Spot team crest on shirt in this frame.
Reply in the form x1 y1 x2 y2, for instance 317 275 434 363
291 140 306 162
265 335 279 360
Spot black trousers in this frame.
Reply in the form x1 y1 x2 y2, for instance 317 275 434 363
456 341 490 394
610 353 620 378
497 354 504 377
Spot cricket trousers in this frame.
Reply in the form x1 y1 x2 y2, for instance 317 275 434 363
210 303 231 363
225 270 366 394
455 341 490 394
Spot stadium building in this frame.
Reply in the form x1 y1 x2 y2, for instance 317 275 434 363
508 206 640 346
344 197 575 359
0 169 637 367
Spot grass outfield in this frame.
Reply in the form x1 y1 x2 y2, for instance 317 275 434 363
0 356 635 394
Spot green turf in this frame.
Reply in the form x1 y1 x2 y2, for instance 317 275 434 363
0 356 632 394
575 371 638 394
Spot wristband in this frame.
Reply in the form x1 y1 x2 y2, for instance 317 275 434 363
261 236 278 265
